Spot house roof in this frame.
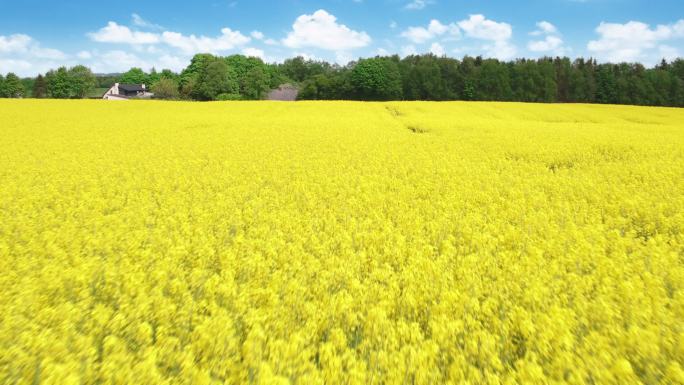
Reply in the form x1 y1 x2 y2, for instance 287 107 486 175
118 84 145 92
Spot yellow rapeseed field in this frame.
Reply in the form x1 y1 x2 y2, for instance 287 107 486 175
1 99 683 385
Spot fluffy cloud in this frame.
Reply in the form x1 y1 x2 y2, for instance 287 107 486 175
458 14 512 41
0 34 66 59
250 31 264 40
430 42 445 56
89 18 251 55
161 28 250 54
400 14 515 60
588 20 684 63
401 45 417 57
242 47 265 59
88 22 160 44
84 50 187 73
401 20 460 44
528 36 563 52
0 34 32 53
457 15 516 60
528 21 567 55
282 10 371 51
0 34 69 75
531 21 558 36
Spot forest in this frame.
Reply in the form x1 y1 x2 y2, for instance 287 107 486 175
1 54 683 107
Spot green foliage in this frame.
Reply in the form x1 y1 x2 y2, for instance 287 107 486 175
216 93 243 101
350 57 402 100
8 53 684 106
118 68 149 85
279 56 330 83
151 78 180 100
242 66 269 100
68 65 96 98
45 67 72 98
2 73 25 98
193 57 239 101
180 54 214 87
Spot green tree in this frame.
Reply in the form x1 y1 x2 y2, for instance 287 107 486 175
194 57 239 101
68 65 96 98
538 58 558 103
33 74 47 98
119 67 149 85
401 54 447 100
280 56 330 83
350 57 402 100
151 78 180 100
45 67 73 98
596 65 618 104
180 54 214 86
159 69 180 82
3 73 25 98
242 65 269 99
477 59 512 101
0 74 5 98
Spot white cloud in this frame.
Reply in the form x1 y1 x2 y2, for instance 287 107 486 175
528 21 567 55
376 48 390 55
293 52 322 61
85 50 188 73
161 28 250 54
242 47 265 58
335 51 353 64
457 15 516 60
282 9 371 51
32 47 67 60
483 41 517 60
251 31 264 40
155 54 189 72
529 35 564 52
405 0 430 10
0 34 32 53
458 14 512 41
675 20 684 37
89 50 144 73
401 45 417 57
430 42 445 56
659 45 680 61
588 20 684 63
77 51 93 60
131 14 164 30
89 20 251 55
88 22 160 44
531 21 558 36
401 19 460 44
0 34 69 75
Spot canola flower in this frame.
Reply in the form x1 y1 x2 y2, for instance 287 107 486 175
0 99 683 385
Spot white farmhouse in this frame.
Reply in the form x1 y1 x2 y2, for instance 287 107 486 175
103 83 154 100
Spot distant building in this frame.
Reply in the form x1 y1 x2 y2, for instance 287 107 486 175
267 84 298 101
103 83 154 100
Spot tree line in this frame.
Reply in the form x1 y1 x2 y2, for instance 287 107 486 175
296 55 684 106
1 54 683 107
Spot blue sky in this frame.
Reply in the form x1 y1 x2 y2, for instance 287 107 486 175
1 0 683 76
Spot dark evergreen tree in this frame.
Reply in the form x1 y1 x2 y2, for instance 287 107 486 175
33 74 47 98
